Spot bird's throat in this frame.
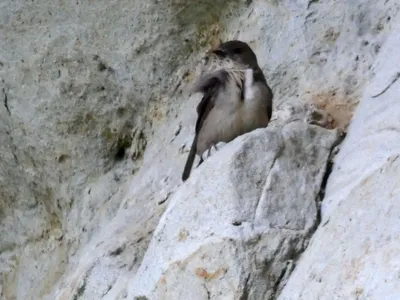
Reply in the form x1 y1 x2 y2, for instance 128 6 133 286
244 68 254 101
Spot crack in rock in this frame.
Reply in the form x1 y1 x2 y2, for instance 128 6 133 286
3 88 10 115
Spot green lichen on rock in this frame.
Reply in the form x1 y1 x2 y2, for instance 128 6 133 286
194 14 222 50
101 127 114 141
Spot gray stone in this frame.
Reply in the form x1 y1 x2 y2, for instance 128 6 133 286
0 0 399 299
128 122 338 299
278 19 400 300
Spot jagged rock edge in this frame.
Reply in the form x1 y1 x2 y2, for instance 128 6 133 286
271 128 346 299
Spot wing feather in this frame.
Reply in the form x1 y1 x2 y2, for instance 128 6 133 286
193 69 230 134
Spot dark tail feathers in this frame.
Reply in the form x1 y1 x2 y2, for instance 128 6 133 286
182 136 198 181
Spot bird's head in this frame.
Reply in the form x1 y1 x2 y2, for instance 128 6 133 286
211 40 259 68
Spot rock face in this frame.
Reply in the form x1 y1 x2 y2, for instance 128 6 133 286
128 122 339 299
0 0 399 299
278 21 400 300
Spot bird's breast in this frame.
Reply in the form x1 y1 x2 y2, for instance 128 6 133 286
195 75 269 156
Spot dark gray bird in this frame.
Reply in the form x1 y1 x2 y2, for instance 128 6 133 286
182 40 273 181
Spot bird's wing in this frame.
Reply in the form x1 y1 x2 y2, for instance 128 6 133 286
253 67 273 120
193 69 230 134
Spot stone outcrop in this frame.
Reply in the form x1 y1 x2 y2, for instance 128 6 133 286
129 122 339 299
279 21 400 300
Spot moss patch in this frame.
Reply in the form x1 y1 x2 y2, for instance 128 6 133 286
173 0 243 54
101 127 114 141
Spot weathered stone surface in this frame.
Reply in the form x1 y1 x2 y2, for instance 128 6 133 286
230 0 399 130
278 20 400 300
0 0 399 299
0 1 244 299
128 122 338 299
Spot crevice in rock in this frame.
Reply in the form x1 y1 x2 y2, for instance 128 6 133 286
73 277 87 300
3 88 10 115
272 131 347 299
101 283 113 298
314 131 347 230
320 132 347 194
202 283 211 300
232 220 242 226
307 0 320 9
372 71 400 98
269 245 299 299
270 260 291 299
72 264 96 300
315 156 334 226
238 274 250 300
109 244 126 256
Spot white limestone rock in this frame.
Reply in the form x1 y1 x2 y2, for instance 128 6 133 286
128 122 339 299
0 0 399 299
278 19 400 300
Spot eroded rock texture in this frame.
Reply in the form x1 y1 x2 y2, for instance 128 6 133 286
279 21 400 300
0 0 399 299
129 122 339 299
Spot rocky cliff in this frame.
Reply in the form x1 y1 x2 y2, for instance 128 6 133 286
0 0 399 299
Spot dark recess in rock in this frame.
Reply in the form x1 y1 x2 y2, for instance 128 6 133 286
109 245 125 256
3 88 10 115
73 277 87 300
98 61 107 72
115 146 127 161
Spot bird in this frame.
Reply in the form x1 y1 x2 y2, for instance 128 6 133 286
181 40 273 181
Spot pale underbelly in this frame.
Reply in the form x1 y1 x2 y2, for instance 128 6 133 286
196 104 269 156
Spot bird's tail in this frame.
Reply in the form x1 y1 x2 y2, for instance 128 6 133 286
182 136 198 181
